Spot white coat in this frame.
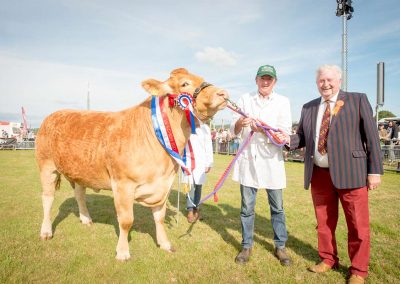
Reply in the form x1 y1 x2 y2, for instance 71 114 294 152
230 91 292 189
182 123 213 185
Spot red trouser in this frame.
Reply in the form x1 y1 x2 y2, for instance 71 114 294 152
311 166 370 278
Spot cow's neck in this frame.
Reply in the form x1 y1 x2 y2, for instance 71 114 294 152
161 96 194 155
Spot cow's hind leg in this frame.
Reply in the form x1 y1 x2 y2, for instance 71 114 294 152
74 184 93 225
112 181 134 261
39 162 60 240
152 202 175 252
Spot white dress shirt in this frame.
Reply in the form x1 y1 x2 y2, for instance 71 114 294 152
313 93 338 168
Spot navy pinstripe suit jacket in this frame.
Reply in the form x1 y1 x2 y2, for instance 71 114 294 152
290 91 383 189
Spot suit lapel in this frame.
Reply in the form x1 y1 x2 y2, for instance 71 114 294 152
330 91 346 130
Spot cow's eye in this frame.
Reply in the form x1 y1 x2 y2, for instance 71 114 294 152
181 82 189 87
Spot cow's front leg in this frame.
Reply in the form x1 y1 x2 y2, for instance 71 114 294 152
112 183 134 261
74 184 93 225
152 203 175 252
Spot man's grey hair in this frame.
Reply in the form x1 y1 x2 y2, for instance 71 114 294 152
316 64 342 80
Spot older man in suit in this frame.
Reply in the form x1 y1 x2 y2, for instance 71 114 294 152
279 64 382 284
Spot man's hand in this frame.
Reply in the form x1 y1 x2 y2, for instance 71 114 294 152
239 117 253 128
250 120 264 133
367 175 381 190
276 129 290 144
234 117 254 134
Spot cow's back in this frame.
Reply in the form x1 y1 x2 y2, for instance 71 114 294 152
35 98 178 192
36 109 121 189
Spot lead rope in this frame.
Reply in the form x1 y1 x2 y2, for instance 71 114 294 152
197 130 254 205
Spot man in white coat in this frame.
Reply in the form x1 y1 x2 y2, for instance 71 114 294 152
183 123 213 223
230 65 292 266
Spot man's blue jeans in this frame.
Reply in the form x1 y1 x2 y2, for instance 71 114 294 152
186 184 202 210
240 184 288 249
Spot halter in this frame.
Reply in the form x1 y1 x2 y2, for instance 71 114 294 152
193 82 212 99
167 81 213 130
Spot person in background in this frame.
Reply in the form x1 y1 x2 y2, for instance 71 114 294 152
378 124 389 159
183 123 213 223
378 124 388 142
230 64 292 266
386 121 398 141
386 121 398 160
279 64 382 284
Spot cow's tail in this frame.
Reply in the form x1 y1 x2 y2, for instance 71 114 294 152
55 173 61 191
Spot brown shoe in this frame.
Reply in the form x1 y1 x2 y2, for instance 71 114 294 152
235 248 252 264
193 209 202 221
187 211 195 223
308 261 338 273
347 274 365 284
274 247 292 266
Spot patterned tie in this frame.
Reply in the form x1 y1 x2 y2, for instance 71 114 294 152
318 100 331 155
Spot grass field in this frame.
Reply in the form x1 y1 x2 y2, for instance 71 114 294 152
0 150 399 283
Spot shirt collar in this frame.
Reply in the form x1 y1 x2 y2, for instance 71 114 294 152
320 92 339 105
257 91 275 100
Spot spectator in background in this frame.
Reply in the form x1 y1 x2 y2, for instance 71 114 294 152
211 128 217 153
378 124 389 159
378 124 388 143
387 121 398 161
231 134 241 154
387 121 398 141
28 130 35 141
216 128 228 153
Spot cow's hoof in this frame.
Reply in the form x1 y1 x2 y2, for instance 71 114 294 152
115 252 131 261
80 215 93 225
160 244 176 253
81 219 93 226
40 233 53 240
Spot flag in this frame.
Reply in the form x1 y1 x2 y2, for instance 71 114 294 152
21 107 28 133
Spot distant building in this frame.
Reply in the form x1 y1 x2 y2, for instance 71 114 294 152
0 121 22 139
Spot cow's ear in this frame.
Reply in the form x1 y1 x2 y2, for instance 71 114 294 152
141 79 163 96
170 68 188 76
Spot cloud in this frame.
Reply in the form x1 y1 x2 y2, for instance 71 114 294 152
195 47 238 67
0 53 146 127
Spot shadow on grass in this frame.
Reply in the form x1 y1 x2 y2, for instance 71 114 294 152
51 189 348 277
168 189 321 264
52 194 176 246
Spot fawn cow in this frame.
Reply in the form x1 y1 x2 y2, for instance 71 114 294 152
36 68 228 260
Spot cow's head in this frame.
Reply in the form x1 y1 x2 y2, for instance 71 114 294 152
141 68 228 121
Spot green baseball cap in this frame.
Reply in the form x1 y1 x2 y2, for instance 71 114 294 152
256 64 277 78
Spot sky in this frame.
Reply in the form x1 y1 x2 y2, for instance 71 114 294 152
1 0 399 128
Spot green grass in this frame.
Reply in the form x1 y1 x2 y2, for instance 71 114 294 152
0 150 399 283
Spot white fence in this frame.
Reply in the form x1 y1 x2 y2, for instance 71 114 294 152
1 140 399 171
212 140 400 171
0 139 35 150
381 144 400 171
